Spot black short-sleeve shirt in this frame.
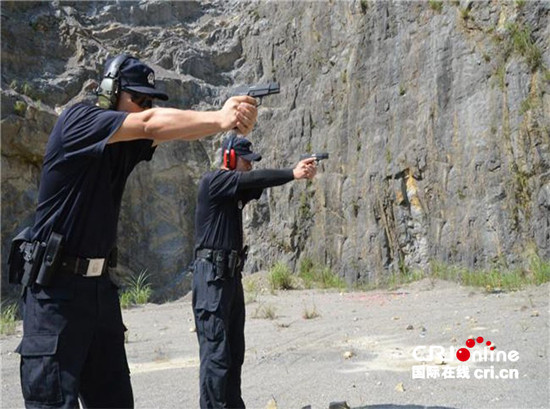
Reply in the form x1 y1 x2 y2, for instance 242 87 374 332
31 103 155 258
194 170 262 252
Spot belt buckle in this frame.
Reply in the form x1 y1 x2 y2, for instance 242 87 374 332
85 258 105 277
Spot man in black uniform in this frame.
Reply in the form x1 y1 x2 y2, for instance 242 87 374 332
193 134 317 408
10 54 257 409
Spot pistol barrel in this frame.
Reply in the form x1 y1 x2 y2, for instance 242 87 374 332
300 153 329 161
233 82 280 97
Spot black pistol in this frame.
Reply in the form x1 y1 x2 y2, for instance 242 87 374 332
232 82 280 106
299 153 329 163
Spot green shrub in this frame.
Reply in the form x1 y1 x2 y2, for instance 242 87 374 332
1 302 19 335
529 253 550 285
360 0 368 14
14 100 27 116
428 0 443 13
268 262 294 291
461 268 523 291
385 268 425 290
119 270 152 308
119 291 133 309
429 257 549 291
21 81 33 97
506 22 542 71
299 258 346 290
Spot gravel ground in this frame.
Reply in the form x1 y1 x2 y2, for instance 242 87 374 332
1 278 548 409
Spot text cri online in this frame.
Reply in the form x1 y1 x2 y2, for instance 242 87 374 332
411 346 520 380
411 365 519 380
412 346 520 363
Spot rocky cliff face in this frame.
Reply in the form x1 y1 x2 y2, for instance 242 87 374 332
2 1 548 300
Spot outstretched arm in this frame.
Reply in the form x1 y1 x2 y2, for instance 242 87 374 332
108 95 257 144
237 158 317 191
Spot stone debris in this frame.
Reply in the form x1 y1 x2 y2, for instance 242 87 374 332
343 350 354 359
395 382 405 392
328 401 350 409
266 397 278 409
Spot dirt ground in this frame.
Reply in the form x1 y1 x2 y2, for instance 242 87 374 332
1 277 549 409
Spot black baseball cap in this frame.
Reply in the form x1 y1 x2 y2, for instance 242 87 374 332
222 136 262 162
115 57 169 100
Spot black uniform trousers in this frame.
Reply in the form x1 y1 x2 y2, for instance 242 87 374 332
192 258 246 409
16 272 132 409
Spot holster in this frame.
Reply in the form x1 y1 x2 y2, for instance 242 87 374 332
11 230 66 287
7 227 32 284
20 241 46 287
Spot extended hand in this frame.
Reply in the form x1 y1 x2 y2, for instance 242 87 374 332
219 96 258 136
293 158 317 180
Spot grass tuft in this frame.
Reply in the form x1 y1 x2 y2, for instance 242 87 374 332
119 270 152 308
299 258 346 290
428 0 443 13
268 262 295 291
243 277 260 304
429 257 549 292
253 303 277 320
14 101 27 116
506 22 543 71
528 253 550 285
1 301 19 335
303 303 320 319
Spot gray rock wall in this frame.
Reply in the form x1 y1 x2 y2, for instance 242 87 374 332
1 1 548 300
234 0 550 283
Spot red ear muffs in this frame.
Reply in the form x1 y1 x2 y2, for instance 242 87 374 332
224 137 236 170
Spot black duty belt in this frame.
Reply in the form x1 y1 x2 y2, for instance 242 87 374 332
195 248 244 262
59 254 114 277
195 247 248 279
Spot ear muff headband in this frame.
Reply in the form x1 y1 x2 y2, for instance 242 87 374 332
224 135 237 170
96 54 132 109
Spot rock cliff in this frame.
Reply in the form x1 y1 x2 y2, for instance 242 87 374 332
2 0 548 300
